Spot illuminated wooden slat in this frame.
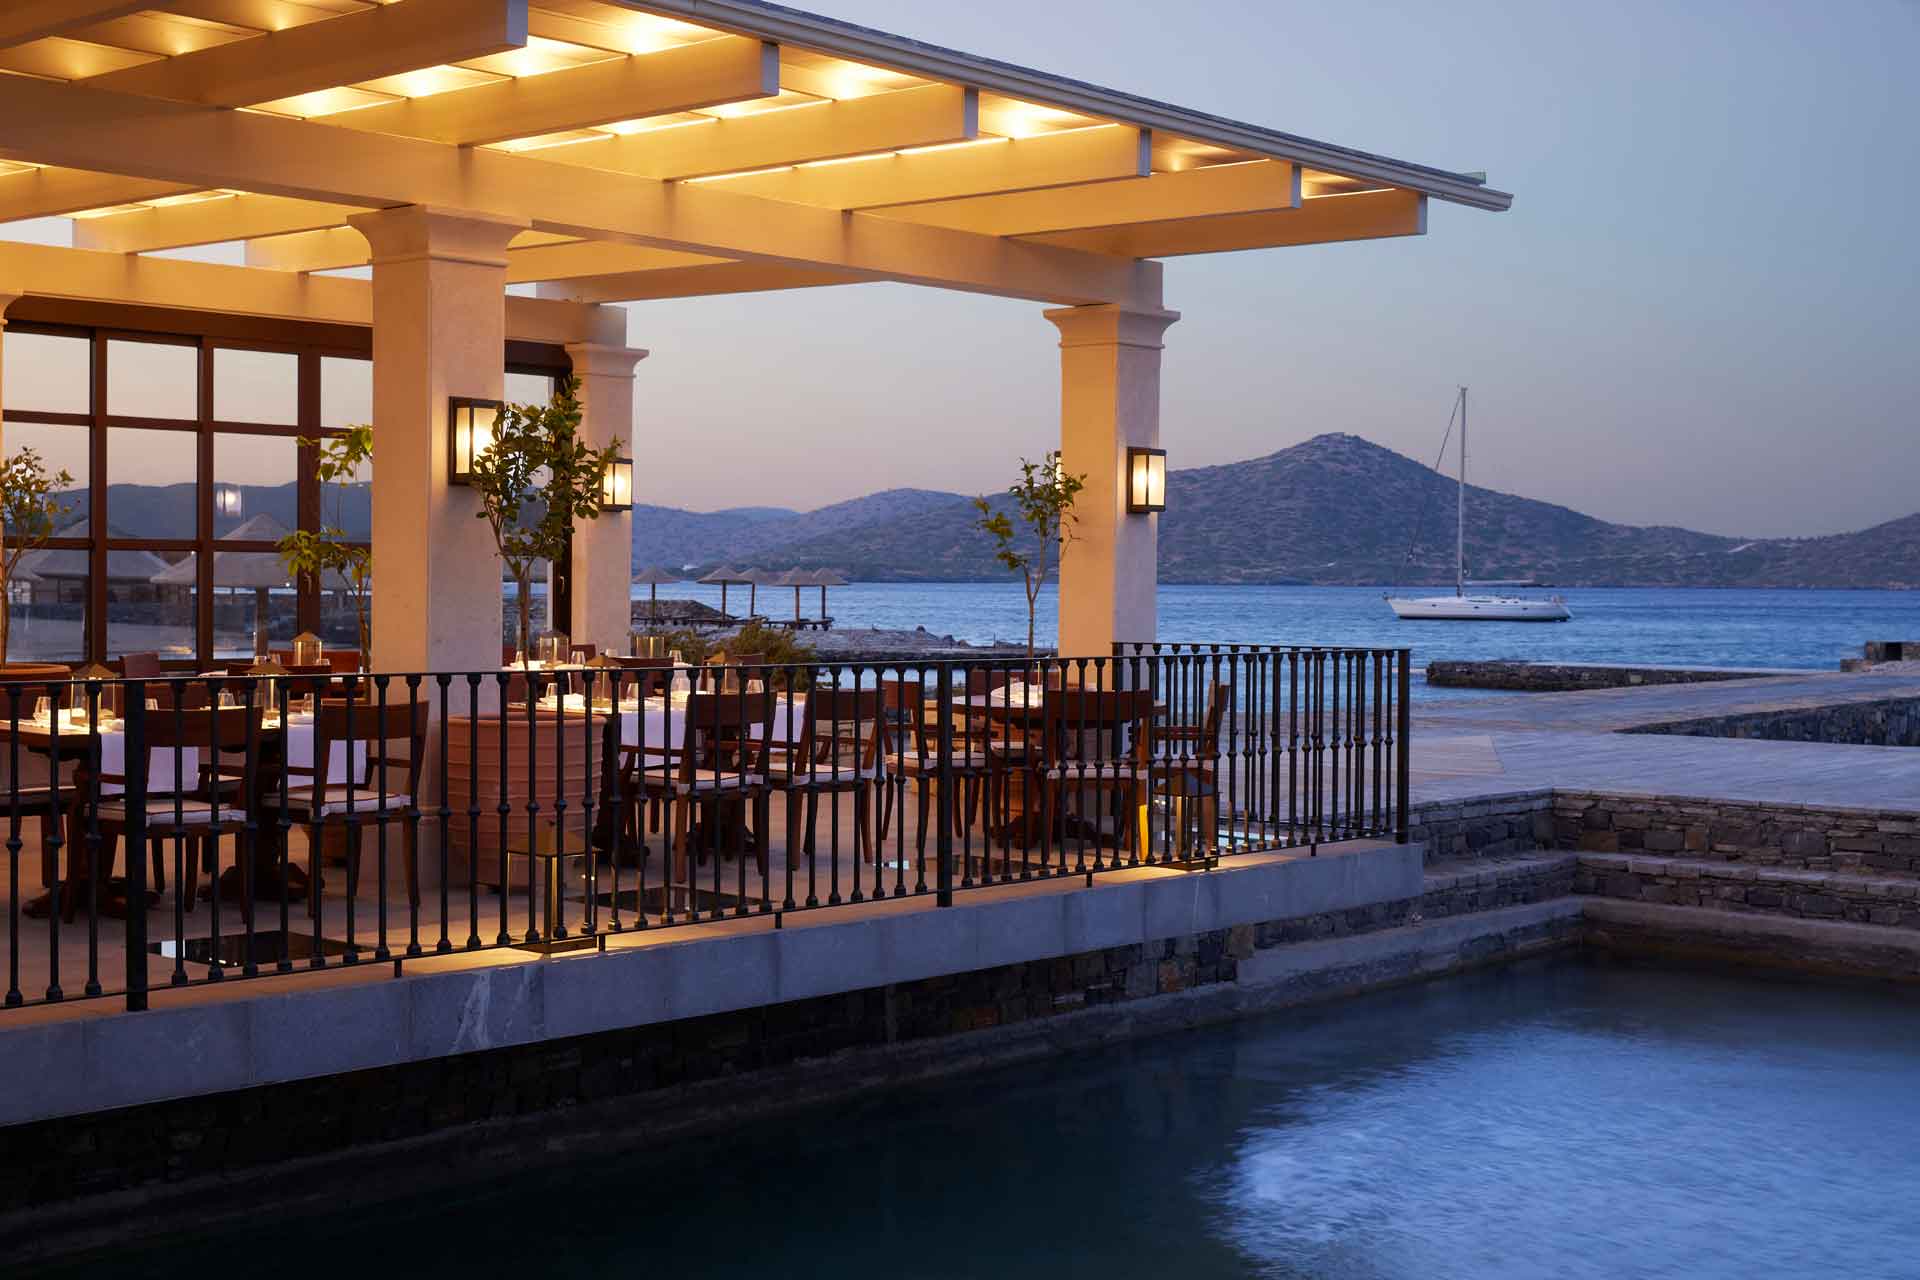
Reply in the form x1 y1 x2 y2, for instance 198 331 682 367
336 36 775 147
0 74 1160 307
701 124 1147 211
555 82 976 180
870 159 1298 236
1020 188 1426 257
535 261 863 303
0 2 153 49
81 0 528 108
0 165 198 220
73 193 365 252
244 224 588 272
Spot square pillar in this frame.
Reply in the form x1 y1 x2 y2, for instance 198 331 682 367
0 292 18 451
564 341 647 652
1044 303 1179 657
349 207 525 674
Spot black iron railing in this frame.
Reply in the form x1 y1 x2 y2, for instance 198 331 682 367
0 645 1411 1013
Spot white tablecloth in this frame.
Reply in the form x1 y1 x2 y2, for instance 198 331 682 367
535 695 804 751
31 712 364 795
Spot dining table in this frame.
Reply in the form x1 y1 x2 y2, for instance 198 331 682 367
5 707 368 915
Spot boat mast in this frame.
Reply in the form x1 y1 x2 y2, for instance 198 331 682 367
1456 385 1466 597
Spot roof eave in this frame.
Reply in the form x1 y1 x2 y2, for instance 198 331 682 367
626 0 1513 213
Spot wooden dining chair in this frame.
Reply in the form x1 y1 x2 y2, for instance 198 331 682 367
611 656 673 698
614 690 773 897
90 705 264 919
875 678 993 858
1150 682 1232 857
767 687 885 866
266 697 428 909
1032 689 1157 864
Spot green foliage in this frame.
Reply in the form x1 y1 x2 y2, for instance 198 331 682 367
277 424 372 667
0 446 75 664
973 451 1084 658
469 377 623 664
724 621 818 690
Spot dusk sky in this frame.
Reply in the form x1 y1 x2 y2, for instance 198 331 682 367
5 1 1913 538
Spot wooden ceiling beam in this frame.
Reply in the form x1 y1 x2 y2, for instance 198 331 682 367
1020 187 1425 257
244 225 589 273
0 2 152 49
868 159 1298 236
72 192 368 253
696 124 1147 211
0 165 198 221
80 0 527 108
535 261 864 303
337 35 776 148
0 74 1158 306
548 82 976 181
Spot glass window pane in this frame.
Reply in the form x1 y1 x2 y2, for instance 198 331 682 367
1 419 90 535
107 339 198 420
211 573 295 661
6 564 86 664
505 371 553 407
320 356 370 430
213 347 297 425
107 426 197 539
213 433 298 539
2 331 90 415
108 549 195 664
314 434 370 540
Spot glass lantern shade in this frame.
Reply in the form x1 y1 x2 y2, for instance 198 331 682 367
447 397 502 485
1126 447 1167 514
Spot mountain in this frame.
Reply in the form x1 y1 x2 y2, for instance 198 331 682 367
635 434 1920 589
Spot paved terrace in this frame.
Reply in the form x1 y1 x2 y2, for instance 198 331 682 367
1410 670 1920 810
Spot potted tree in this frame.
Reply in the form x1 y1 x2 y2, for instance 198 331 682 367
974 451 1085 662
276 425 372 670
470 377 622 669
0 446 75 673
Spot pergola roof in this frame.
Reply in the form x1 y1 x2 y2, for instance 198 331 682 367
0 1 1507 324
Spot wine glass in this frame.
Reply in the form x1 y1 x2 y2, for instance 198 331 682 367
33 697 51 724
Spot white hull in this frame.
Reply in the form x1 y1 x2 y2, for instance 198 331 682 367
1386 594 1571 622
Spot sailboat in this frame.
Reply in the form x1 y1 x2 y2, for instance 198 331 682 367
1385 387 1571 622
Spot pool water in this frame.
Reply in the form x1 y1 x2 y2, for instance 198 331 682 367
49 960 1920 1279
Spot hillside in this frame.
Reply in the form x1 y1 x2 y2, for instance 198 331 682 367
633 434 1920 589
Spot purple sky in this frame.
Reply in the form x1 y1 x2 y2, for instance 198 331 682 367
4 1 1913 538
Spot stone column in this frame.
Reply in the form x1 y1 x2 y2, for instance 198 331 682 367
348 207 525 675
1044 303 1179 657
564 341 647 652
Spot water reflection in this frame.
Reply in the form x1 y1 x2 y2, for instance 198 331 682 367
42 961 1920 1280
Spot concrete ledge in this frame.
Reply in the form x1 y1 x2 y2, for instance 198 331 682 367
1582 898 1920 979
0 841 1423 1126
1239 898 1583 991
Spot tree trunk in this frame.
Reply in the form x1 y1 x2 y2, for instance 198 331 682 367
0 591 10 667
516 573 533 667
355 595 371 672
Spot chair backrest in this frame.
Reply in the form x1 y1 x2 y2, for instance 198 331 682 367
323 650 362 674
119 652 164 680
673 690 774 779
1041 689 1155 767
879 678 928 756
310 696 429 793
611 656 672 698
101 705 264 793
799 687 883 767
966 668 1011 695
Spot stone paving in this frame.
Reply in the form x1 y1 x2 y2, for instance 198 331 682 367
1409 670 1920 812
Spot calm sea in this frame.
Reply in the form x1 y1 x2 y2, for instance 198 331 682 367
650 582 1916 678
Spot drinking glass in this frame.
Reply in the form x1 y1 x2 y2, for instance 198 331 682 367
33 697 51 723
218 689 237 708
746 678 766 696
513 648 527 669
145 699 159 712
669 649 684 667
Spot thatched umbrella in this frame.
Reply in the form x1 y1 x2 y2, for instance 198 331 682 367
697 565 744 618
741 567 786 618
803 568 848 621
630 565 682 619
772 567 809 621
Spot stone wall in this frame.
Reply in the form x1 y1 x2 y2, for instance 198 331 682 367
1406 792 1553 864
1425 660 1786 692
1575 853 1920 929
1622 697 1920 747
1552 791 1920 875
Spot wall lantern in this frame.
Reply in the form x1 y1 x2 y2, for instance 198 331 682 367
214 484 244 519
1126 447 1167 514
447 396 503 486
600 455 634 512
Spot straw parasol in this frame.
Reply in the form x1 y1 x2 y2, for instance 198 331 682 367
741 566 786 618
696 565 746 618
772 567 809 621
803 568 848 620
630 564 683 616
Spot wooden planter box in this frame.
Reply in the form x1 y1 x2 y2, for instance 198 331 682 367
445 712 595 889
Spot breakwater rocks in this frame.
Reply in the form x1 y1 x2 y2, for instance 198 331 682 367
1426 660 1793 692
